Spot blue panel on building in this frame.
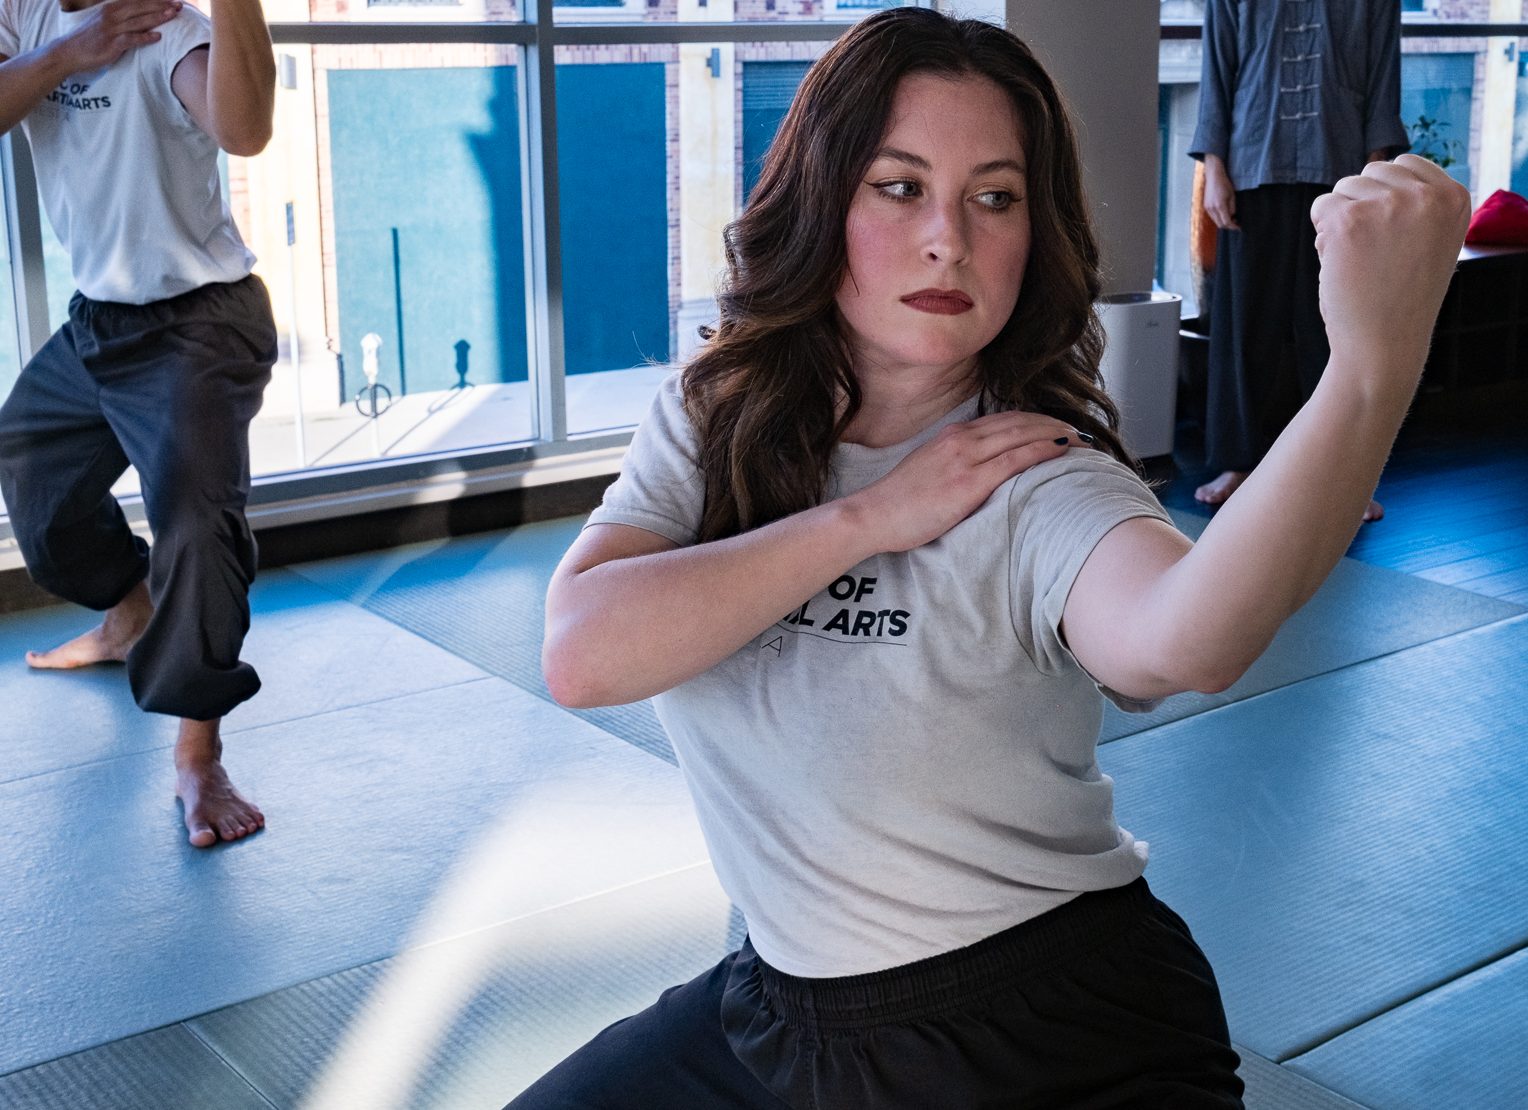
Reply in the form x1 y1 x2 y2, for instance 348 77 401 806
742 61 811 204
329 67 526 397
556 63 669 374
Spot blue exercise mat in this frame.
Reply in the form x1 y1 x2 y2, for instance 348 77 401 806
1286 946 1528 1110
291 520 676 762
0 569 486 784
0 676 707 1075
0 1026 272 1110
1102 614 1528 1062
188 863 740 1109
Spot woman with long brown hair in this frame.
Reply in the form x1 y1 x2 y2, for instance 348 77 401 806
518 7 1468 1107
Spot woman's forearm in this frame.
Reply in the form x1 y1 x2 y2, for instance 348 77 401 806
543 498 882 707
1153 354 1419 688
1144 158 1467 692
545 409 1080 707
1069 160 1468 701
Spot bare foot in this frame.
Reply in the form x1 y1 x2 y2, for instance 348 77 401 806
1194 470 1248 506
175 718 264 848
26 580 152 670
1363 498 1384 523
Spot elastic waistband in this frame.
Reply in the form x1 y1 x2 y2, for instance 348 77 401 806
751 878 1157 1031
69 273 265 325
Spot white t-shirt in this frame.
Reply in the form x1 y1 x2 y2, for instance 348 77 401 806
0 0 255 303
587 373 1177 977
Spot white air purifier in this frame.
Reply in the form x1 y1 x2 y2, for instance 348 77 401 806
1096 290 1182 460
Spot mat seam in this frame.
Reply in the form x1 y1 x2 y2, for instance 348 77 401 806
1274 935 1528 1064
168 860 718 1036
401 858 717 956
1233 1043 1373 1110
179 1020 281 1110
0 675 498 789
292 583 677 765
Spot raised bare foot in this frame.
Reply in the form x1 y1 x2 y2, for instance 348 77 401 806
26 580 152 670
175 718 264 848
1194 470 1248 506
1363 498 1384 523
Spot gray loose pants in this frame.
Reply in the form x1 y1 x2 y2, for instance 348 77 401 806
0 275 276 720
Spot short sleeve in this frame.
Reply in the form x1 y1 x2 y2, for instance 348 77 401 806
585 372 705 546
0 0 20 58
1007 450 1175 711
154 6 212 122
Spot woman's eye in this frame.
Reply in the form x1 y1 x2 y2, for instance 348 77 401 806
874 180 919 200
975 190 1018 211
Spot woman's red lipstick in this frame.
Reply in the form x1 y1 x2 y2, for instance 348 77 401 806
901 289 974 315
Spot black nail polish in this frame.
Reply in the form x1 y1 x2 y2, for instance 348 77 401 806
1076 431 1095 443
1053 436 1070 445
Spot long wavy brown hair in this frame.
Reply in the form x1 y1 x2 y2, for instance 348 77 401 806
682 6 1132 543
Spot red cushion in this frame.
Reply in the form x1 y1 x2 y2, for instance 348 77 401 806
1465 189 1528 245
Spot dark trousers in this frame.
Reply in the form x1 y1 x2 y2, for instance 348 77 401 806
0 275 276 720
507 879 1245 1109
1205 183 1330 473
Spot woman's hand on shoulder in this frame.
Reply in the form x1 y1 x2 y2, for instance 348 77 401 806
845 411 1084 554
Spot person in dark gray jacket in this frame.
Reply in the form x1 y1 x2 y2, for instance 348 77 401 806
1189 0 1409 517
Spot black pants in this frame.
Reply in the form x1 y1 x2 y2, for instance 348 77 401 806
507 879 1244 1109
0 275 276 720
1205 183 1330 473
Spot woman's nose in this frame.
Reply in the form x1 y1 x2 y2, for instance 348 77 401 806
922 200 971 265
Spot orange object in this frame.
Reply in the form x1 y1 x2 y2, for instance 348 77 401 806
1188 160 1219 321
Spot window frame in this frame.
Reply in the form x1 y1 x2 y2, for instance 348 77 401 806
0 13 865 550
3 5 1523 551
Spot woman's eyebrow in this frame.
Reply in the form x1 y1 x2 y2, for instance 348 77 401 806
874 147 933 170
872 148 1026 176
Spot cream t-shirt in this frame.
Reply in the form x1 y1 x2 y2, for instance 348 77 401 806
0 0 254 303
588 373 1177 977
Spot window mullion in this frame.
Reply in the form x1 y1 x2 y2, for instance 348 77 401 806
1 131 52 363
520 0 568 444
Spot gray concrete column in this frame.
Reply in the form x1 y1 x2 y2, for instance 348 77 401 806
1004 1 1160 295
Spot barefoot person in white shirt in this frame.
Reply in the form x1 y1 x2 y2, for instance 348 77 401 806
513 9 1469 1107
0 0 277 847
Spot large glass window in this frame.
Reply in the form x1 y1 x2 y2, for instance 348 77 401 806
557 39 830 435
1403 50 1475 191
39 219 68 329
0 2 926 530
318 0 523 24
557 45 674 435
35 3 1528 522
290 50 533 472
